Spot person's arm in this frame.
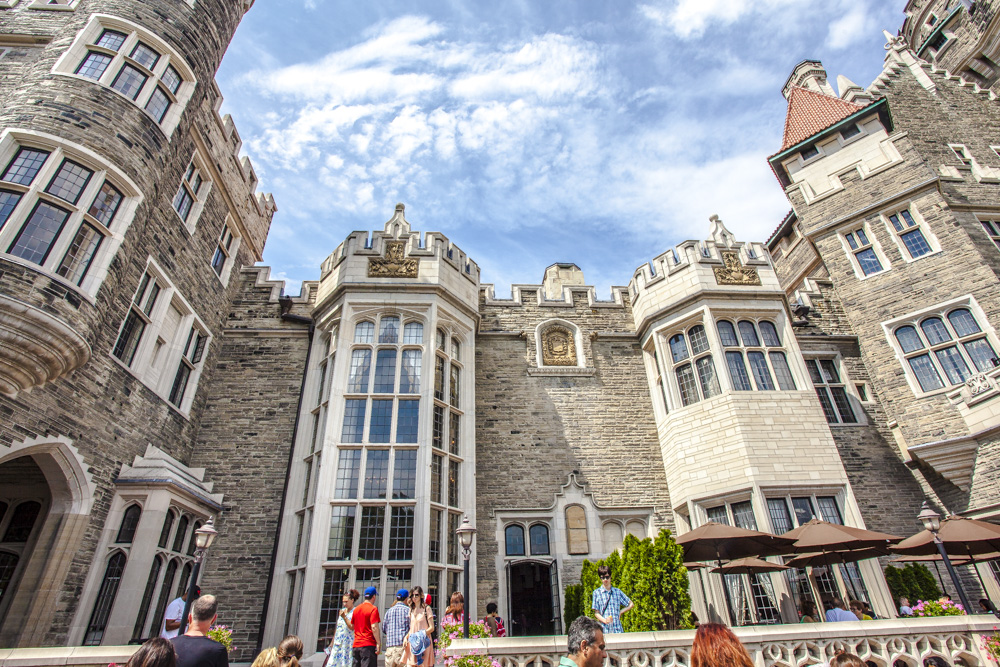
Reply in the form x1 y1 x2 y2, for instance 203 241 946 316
591 591 609 625
426 607 435 634
619 590 634 615
373 623 382 654
341 607 354 632
164 600 183 631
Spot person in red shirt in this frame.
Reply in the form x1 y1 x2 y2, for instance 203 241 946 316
352 587 382 667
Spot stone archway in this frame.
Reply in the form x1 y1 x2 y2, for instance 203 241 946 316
0 435 94 647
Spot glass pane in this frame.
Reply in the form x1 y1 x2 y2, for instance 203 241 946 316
3 148 49 185
738 321 760 347
815 388 838 423
726 351 753 390
505 525 525 556
856 228 870 246
817 360 840 384
132 556 162 641
676 364 699 406
369 399 392 443
816 497 843 524
449 412 460 454
450 364 460 407
112 309 145 365
76 52 112 80
96 30 127 51
172 186 192 220
689 325 710 354
357 507 385 560
448 460 460 507
83 553 127 645
171 516 189 553
855 247 883 275
769 352 796 390
130 42 160 70
403 321 423 344
669 334 689 363
706 506 729 525
529 524 550 555
379 316 399 343
0 190 22 228
759 321 781 347
731 501 757 530
388 507 414 560
9 201 70 265
396 399 419 444
333 449 361 499
934 346 970 384
46 159 93 204
347 349 371 393
115 505 141 543
830 387 856 423
889 213 904 232
161 65 182 94
392 449 417 499
432 405 444 450
895 326 924 353
964 337 998 372
373 349 397 393
318 569 349 652
145 87 171 123
845 232 858 250
791 497 815 526
920 317 951 345
696 356 722 399
948 309 981 337
400 349 421 394
434 356 445 401
57 222 103 285
448 513 461 565
341 399 366 443
363 449 389 499
437 328 446 351
88 181 123 226
717 321 739 346
748 351 774 390
901 229 932 258
158 511 175 548
766 498 793 534
431 454 442 504
354 321 374 344
111 64 148 100
805 359 824 385
429 509 441 562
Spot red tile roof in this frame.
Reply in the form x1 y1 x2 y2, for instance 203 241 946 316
780 86 865 151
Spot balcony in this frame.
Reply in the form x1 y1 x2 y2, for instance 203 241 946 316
448 616 998 667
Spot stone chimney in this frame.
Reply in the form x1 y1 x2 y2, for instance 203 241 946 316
782 60 837 99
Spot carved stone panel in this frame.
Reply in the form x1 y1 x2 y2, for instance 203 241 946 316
541 326 577 366
713 251 761 286
368 241 418 278
565 505 589 555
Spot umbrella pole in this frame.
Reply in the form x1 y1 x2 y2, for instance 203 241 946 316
719 557 738 627
698 569 711 622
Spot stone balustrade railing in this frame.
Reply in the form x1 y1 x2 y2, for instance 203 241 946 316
446 616 1000 667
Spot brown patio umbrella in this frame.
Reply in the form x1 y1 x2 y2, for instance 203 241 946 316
780 519 901 552
711 557 789 574
676 522 795 625
785 548 887 569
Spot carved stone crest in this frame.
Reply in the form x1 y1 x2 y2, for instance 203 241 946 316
966 372 994 397
368 241 418 278
714 251 761 286
541 326 577 366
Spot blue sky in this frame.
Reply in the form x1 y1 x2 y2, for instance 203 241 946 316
216 0 905 297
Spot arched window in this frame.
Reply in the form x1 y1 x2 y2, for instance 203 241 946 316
177 561 192 598
717 319 795 392
116 504 142 543
893 306 1000 392
151 559 179 637
132 555 162 641
0 552 18 606
83 552 127 645
529 524 550 555
505 525 525 556
171 515 189 553
379 316 399 343
2 501 41 543
186 521 201 556
667 324 721 407
158 510 175 549
354 320 375 344
403 322 424 344
565 505 589 555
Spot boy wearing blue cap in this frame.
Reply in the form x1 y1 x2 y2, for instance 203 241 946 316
382 589 411 667
352 587 382 667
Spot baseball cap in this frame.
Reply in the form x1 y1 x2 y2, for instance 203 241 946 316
396 588 409 600
364 586 377 597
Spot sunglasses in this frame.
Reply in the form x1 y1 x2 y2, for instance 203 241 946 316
600 575 611 580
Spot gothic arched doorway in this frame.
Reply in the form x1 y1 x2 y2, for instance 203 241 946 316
0 456 52 631
506 561 557 636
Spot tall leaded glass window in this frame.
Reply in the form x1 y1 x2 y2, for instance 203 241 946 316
83 552 127 645
806 359 856 424
665 323 720 407
505 525 525 556
716 319 795 393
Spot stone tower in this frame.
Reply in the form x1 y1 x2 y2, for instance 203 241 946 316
901 0 1000 92
0 0 275 652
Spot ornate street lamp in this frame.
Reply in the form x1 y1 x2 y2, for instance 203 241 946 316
179 517 219 634
456 515 477 639
917 502 972 613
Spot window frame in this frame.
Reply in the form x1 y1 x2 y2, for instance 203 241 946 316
109 258 211 414
209 215 241 285
802 355 862 425
52 14 197 137
663 322 722 408
0 129 142 298
881 205 939 263
977 216 1000 252
172 153 213 233
714 317 797 394
884 296 1000 396
840 223 890 279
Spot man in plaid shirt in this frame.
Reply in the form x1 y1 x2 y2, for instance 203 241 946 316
591 566 632 633
382 589 411 667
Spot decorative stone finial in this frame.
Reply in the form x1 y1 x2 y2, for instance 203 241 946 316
708 214 735 248
395 202 405 212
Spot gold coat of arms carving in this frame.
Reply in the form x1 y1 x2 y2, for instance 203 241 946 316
714 251 761 286
368 241 418 278
541 326 577 366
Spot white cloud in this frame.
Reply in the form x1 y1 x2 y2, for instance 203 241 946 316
826 3 874 50
639 0 804 39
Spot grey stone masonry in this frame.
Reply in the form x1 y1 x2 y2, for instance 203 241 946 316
475 283 673 615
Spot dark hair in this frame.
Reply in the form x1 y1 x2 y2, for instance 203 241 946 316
830 653 864 667
597 565 611 578
408 586 425 610
801 601 817 618
128 638 176 667
278 635 303 666
344 589 360 602
830 597 846 609
486 602 498 614
567 616 603 655
691 623 753 667
192 594 218 623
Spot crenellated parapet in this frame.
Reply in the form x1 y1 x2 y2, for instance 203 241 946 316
630 215 776 337
315 204 480 319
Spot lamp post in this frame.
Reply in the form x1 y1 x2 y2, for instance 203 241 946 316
456 515 476 639
917 502 972 613
179 517 219 635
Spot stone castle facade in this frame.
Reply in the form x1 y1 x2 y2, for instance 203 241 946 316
0 0 999 660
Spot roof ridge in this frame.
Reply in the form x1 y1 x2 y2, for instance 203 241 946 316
780 86 866 151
